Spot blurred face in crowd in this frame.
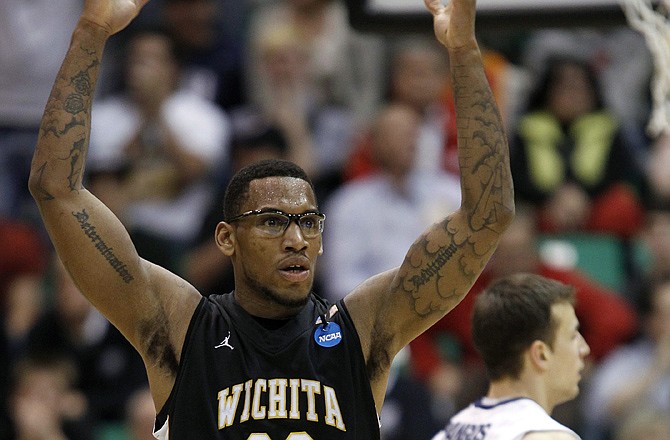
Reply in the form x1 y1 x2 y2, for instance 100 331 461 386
164 0 218 49
391 44 448 111
546 61 597 124
126 33 179 104
486 213 539 278
371 104 421 180
260 31 309 89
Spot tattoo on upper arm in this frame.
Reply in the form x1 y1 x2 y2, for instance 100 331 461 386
72 209 135 283
393 221 473 316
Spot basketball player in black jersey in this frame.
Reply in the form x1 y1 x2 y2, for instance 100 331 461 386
29 0 514 438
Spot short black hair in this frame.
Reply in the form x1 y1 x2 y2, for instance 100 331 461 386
223 159 315 221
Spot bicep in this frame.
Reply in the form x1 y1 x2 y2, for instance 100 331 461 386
38 188 193 344
375 210 503 353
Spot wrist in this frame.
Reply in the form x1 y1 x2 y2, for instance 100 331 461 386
447 41 481 62
74 17 113 43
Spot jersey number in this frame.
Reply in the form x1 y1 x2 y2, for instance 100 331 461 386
248 434 313 440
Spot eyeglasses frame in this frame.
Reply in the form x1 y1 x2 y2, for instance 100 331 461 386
227 208 326 237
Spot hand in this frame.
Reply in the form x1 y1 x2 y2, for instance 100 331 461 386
80 0 150 36
424 0 477 51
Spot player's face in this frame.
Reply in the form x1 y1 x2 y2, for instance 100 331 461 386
228 176 323 316
545 302 590 407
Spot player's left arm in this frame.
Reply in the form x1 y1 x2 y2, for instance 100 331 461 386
343 0 514 408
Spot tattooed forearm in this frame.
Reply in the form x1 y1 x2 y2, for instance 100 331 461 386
31 34 104 201
454 76 514 232
73 209 135 283
40 60 98 140
71 66 94 96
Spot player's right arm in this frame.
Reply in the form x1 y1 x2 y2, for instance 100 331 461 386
28 0 201 409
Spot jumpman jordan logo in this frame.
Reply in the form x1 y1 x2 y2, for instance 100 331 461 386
214 331 234 350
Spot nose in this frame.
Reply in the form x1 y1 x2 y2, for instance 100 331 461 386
580 334 591 357
282 221 308 250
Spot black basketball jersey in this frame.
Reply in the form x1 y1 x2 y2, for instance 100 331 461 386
155 292 381 439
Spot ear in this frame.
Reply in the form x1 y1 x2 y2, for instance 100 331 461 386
215 222 236 257
528 340 551 372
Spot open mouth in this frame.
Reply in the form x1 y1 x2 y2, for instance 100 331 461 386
282 264 307 273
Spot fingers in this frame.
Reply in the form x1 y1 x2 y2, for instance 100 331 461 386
424 0 444 15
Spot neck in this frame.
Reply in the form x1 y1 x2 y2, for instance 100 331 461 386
487 376 553 414
233 289 306 320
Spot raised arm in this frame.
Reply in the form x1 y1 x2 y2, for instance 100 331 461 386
344 0 514 406
28 0 201 408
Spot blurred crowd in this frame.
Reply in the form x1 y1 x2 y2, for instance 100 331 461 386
2 0 670 439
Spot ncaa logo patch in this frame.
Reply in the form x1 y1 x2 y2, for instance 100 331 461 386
314 322 343 347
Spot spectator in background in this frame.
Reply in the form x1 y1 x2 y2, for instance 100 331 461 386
613 408 670 440
641 132 670 210
89 26 231 273
344 37 451 179
7 355 94 440
240 20 358 200
0 0 81 224
627 208 670 303
0 219 49 438
380 348 444 440
582 277 670 440
25 258 148 427
319 103 461 302
344 36 523 181
246 0 385 127
161 0 246 110
509 55 645 239
520 28 653 135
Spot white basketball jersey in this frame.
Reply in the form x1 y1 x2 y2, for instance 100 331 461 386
431 397 580 440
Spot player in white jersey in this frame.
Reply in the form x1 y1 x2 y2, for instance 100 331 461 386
431 273 590 440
